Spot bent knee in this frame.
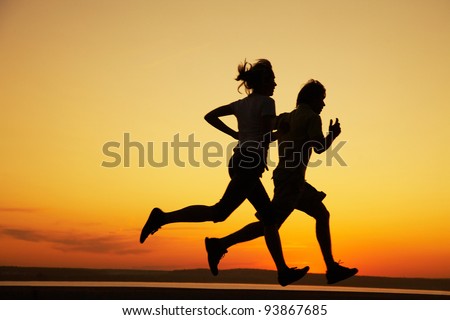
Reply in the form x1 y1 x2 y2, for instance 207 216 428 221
313 205 330 221
211 205 231 223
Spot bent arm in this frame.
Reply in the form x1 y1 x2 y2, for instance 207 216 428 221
204 105 239 140
313 118 341 154
313 133 337 154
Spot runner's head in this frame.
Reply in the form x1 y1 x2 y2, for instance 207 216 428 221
236 59 276 96
296 79 326 114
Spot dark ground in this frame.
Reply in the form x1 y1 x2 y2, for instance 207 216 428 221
1 267 448 300
1 285 448 300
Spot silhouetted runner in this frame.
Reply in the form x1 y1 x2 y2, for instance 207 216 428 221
205 79 358 284
140 59 309 286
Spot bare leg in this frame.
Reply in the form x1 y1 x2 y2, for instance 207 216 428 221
211 220 291 272
311 204 358 283
220 206 292 249
140 205 219 244
264 223 310 286
244 180 308 285
163 172 254 225
310 203 335 269
220 221 264 249
163 205 217 224
264 224 289 271
206 213 309 285
242 180 288 271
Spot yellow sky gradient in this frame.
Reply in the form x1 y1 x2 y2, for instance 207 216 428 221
1 0 449 278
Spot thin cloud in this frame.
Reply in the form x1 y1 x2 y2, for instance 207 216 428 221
0 226 141 255
0 207 40 214
1 228 44 242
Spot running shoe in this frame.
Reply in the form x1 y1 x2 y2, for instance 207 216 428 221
278 266 310 287
205 237 228 276
139 208 164 243
326 261 358 284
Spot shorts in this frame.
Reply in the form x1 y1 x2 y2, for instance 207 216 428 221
228 146 267 178
255 167 326 224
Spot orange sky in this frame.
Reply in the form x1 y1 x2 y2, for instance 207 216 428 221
1 0 449 279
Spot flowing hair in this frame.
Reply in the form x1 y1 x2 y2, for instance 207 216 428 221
235 59 273 94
